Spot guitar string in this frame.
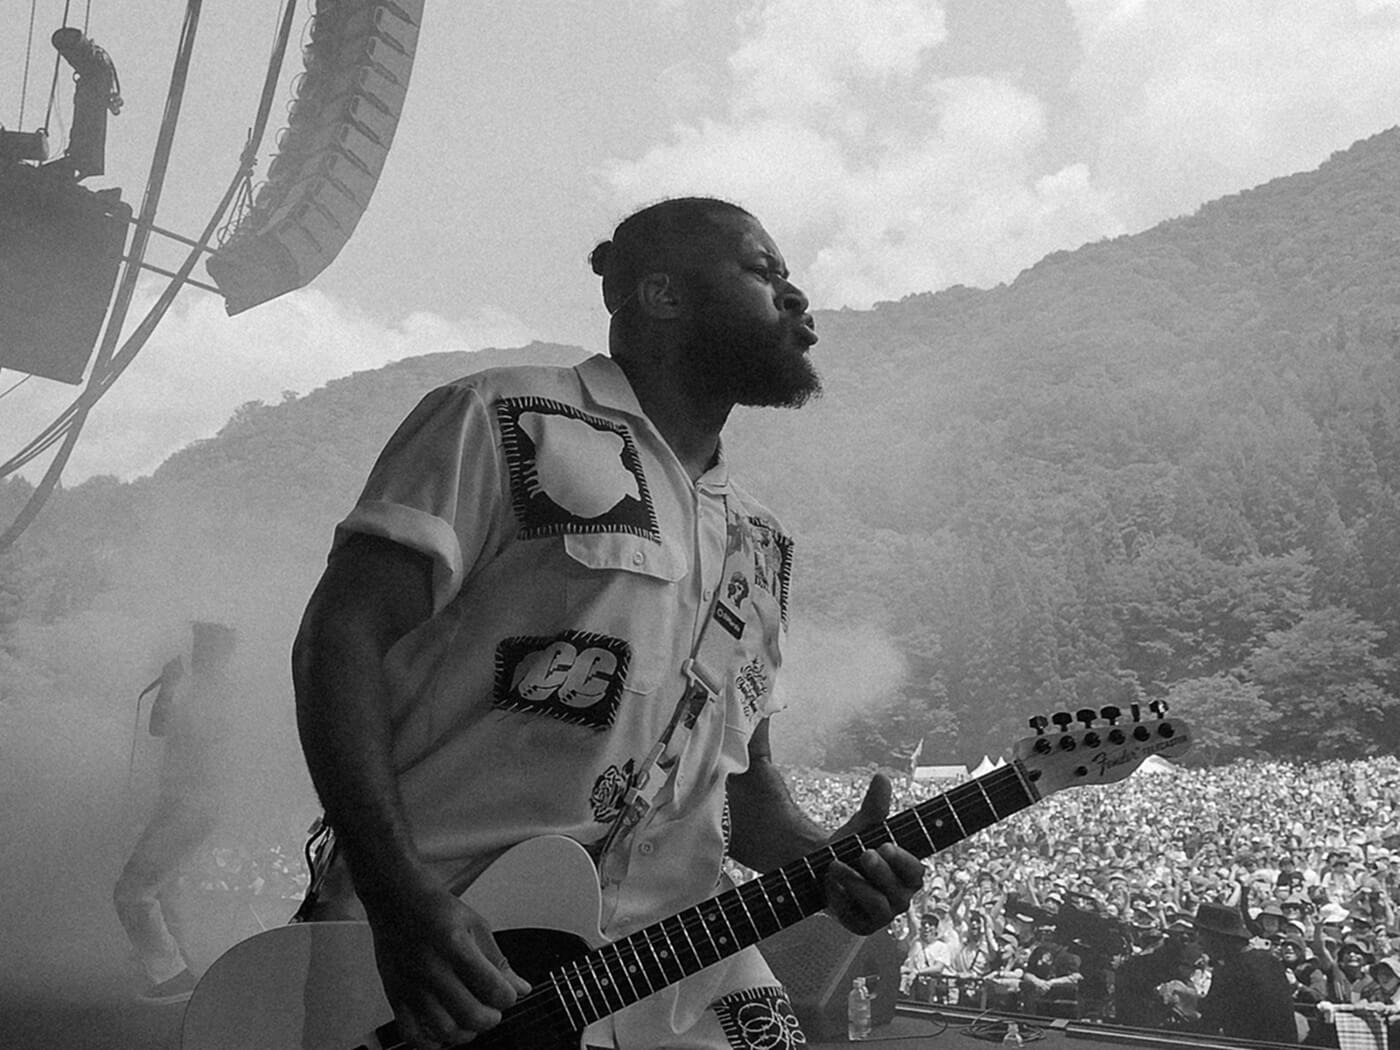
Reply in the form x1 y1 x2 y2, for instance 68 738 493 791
377 765 1043 1045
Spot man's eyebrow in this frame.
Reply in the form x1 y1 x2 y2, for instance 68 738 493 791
752 250 790 278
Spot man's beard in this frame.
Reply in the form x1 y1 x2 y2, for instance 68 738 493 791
678 309 822 409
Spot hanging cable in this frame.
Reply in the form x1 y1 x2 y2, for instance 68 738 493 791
42 1 74 132
0 374 33 403
19 0 38 128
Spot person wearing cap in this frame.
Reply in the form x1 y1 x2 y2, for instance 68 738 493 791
1277 934 1322 1007
904 909 956 1003
1021 917 1083 1018
1194 902 1298 1042
1317 957 1400 1037
984 931 1028 1012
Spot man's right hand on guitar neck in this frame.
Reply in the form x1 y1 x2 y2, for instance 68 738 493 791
361 867 532 1049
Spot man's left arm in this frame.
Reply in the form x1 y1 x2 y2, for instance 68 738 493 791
725 719 925 936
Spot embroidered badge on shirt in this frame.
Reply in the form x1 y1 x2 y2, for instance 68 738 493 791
712 986 807 1049
734 657 770 724
722 509 794 626
497 398 659 541
493 630 632 730
589 758 637 824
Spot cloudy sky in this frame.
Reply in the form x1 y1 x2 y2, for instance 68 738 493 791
4 0 1400 482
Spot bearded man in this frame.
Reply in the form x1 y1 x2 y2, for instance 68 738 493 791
292 197 925 1049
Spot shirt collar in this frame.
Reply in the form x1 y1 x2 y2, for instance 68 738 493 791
576 353 643 417
577 353 731 489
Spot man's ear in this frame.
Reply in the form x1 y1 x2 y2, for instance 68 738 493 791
636 271 680 318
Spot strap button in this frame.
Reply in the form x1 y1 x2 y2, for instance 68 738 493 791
638 841 655 855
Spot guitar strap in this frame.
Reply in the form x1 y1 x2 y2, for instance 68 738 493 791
596 502 756 879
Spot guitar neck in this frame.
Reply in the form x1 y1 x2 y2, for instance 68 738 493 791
550 762 1039 1030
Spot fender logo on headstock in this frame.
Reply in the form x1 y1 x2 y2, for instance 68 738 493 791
1013 702 1193 797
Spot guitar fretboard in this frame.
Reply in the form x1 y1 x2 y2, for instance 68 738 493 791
548 761 1038 1031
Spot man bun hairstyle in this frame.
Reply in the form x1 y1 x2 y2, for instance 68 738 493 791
590 196 754 315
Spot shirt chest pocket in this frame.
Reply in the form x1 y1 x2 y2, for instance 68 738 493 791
561 533 689 697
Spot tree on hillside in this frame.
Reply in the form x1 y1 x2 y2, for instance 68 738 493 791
1162 674 1276 763
1248 606 1398 756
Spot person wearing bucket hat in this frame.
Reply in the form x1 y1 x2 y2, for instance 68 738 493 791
1194 903 1298 1043
1366 957 1400 1005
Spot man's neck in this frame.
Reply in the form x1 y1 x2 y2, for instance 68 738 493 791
615 353 731 482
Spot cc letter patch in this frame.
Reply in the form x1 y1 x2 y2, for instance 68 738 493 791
493 630 632 731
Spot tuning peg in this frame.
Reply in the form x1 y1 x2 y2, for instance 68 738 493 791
1028 714 1050 736
1076 708 1097 728
1100 705 1121 725
1051 712 1074 734
1149 699 1169 719
1129 703 1142 722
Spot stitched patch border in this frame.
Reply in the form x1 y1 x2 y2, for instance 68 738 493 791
746 515 794 627
496 397 659 542
493 629 632 731
712 986 807 1049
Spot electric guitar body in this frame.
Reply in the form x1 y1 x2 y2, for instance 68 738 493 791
181 836 610 1050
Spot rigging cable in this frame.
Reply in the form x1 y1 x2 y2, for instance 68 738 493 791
42 0 74 132
0 0 301 552
19 0 38 128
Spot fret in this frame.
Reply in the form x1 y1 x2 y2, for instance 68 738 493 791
742 876 783 936
563 959 605 1025
636 923 679 989
913 795 965 852
548 974 586 1034
729 878 763 942
947 780 998 836
666 911 707 973
975 769 1017 821
594 948 629 1015
699 902 740 957
652 920 689 985
600 940 641 1007
613 936 656 1000
686 903 724 967
908 805 938 855
766 868 810 926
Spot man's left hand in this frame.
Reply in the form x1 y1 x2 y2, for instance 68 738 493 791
823 774 926 935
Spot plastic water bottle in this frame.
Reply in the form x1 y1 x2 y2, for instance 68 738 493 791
848 976 872 1041
1003 1022 1024 1046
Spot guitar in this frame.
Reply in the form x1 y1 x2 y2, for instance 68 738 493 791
181 706 1190 1050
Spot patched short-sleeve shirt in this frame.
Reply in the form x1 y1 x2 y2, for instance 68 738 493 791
327 354 792 941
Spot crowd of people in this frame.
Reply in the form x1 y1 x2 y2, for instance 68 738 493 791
769 756 1400 1043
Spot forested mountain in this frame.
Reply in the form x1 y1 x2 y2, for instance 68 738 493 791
6 128 1400 770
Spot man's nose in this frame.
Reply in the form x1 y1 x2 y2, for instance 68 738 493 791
778 278 809 315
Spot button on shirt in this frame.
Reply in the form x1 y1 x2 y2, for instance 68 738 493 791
321 355 793 944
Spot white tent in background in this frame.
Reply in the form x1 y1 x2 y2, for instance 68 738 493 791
970 755 997 778
913 763 967 783
1135 754 1176 776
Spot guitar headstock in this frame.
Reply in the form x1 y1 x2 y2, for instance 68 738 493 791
1012 702 1191 798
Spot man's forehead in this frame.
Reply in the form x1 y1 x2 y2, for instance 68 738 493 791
732 220 785 266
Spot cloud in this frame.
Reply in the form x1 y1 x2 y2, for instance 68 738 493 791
602 0 1120 309
1067 0 1400 227
0 285 535 483
604 0 1400 311
729 0 946 117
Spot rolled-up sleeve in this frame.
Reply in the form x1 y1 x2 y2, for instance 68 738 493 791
333 383 503 613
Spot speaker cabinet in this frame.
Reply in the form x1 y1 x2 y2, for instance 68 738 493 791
761 914 904 1041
